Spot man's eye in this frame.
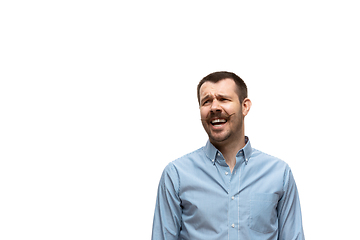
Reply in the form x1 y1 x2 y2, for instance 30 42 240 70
202 99 212 106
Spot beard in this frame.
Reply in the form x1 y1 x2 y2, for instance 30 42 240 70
202 110 244 144
208 128 232 142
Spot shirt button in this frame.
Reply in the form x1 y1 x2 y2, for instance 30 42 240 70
231 196 235 200
231 223 235 228
225 172 228 175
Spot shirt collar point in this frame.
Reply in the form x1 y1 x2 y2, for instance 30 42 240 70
205 136 253 164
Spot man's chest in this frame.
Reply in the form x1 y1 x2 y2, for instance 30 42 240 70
178 163 283 236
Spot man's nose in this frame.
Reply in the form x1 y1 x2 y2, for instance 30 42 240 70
210 99 222 113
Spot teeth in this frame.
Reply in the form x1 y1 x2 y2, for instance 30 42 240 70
211 119 226 124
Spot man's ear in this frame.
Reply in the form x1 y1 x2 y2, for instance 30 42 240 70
242 98 252 117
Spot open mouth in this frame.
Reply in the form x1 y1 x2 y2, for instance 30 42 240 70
210 118 227 127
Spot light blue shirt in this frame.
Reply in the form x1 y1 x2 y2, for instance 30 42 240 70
152 137 304 240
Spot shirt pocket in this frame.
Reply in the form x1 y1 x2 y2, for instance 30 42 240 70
249 193 279 234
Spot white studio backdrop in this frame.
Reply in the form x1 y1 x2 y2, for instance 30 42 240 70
1 1 359 239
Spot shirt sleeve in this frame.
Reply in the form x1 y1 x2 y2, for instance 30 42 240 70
277 166 305 240
151 163 182 240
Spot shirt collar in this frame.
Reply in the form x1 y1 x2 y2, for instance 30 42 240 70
204 136 252 165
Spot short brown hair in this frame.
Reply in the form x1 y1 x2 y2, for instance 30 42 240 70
197 71 248 104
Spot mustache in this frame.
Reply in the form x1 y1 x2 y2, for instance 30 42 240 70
200 111 236 122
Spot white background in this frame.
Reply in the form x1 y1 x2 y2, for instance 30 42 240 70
1 1 359 239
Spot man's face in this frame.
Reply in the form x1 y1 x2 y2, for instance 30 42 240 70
199 78 244 144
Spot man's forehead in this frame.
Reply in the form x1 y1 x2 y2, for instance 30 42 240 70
199 78 236 97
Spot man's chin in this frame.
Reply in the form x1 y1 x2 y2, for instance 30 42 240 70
208 132 231 144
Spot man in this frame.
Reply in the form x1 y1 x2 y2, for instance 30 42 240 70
152 71 304 240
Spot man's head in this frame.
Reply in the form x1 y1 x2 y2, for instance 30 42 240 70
197 71 251 146
197 71 248 105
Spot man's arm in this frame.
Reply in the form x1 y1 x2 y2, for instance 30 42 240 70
277 166 305 240
152 163 182 240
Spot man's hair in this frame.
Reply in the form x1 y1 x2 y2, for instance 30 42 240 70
197 71 248 105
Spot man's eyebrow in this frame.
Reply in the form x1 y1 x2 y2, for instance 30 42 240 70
216 94 231 99
200 94 212 103
200 93 232 103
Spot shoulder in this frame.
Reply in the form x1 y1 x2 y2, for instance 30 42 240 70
159 147 206 188
251 148 289 167
161 146 205 173
249 148 291 179
171 146 207 169
249 148 293 192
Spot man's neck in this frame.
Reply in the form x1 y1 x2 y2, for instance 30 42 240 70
211 134 246 172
